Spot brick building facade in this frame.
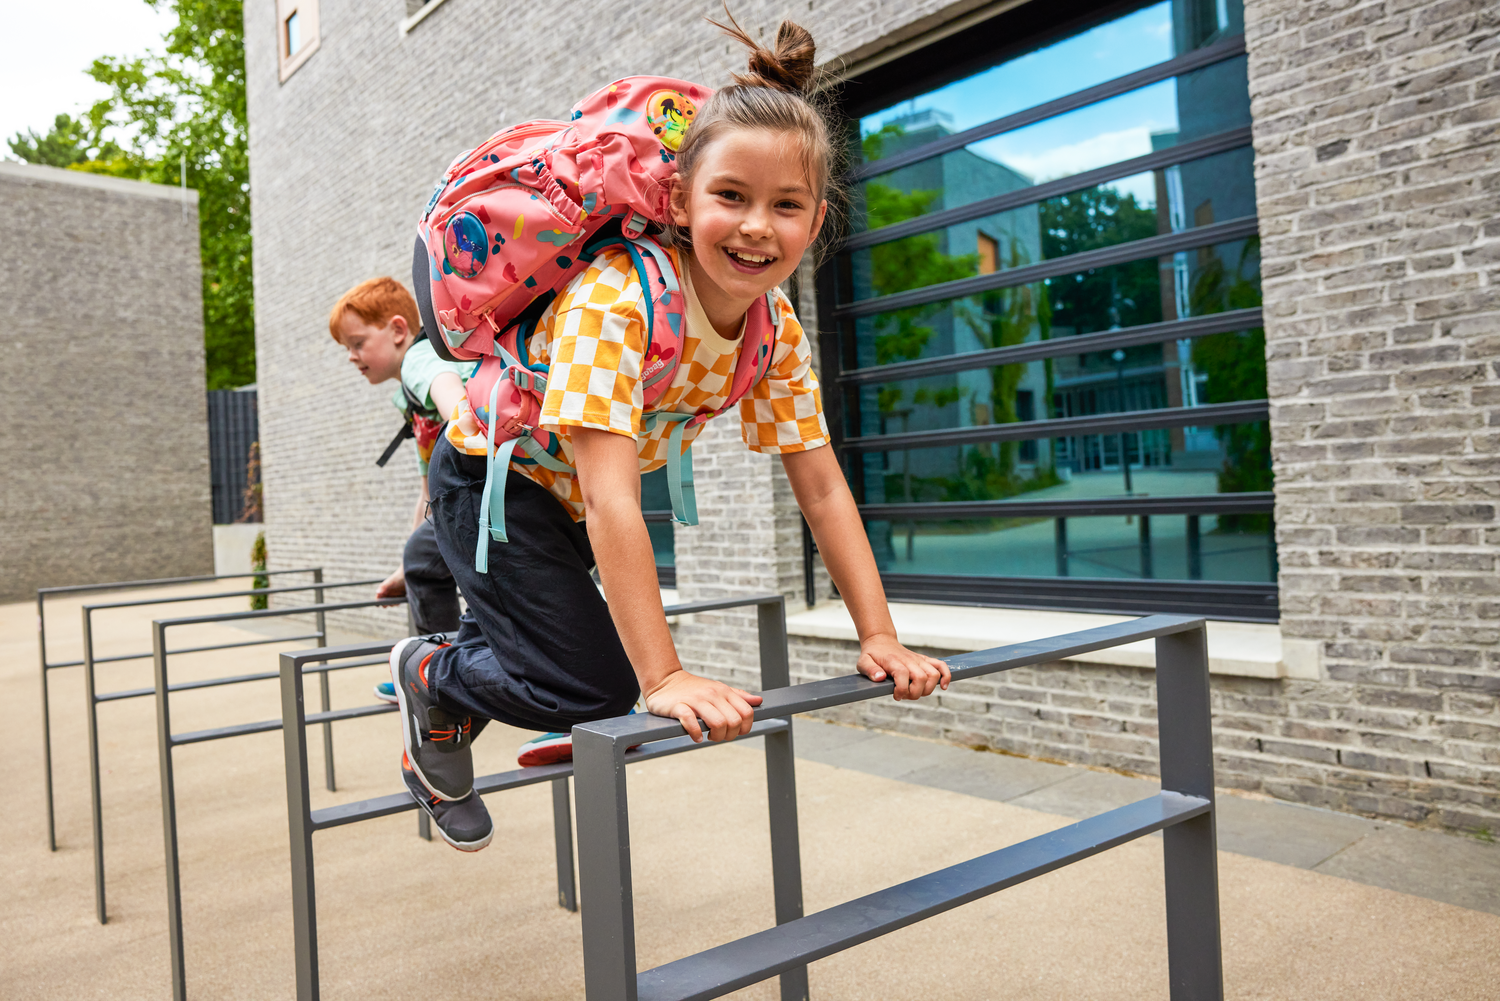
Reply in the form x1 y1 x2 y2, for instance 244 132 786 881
245 0 1498 832
0 163 213 601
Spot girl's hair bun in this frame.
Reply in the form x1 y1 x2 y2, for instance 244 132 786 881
710 13 817 95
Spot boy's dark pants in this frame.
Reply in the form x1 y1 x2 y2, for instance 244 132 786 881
403 518 461 634
423 435 640 732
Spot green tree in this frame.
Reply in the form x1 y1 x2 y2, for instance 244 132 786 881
1040 185 1160 334
7 0 253 389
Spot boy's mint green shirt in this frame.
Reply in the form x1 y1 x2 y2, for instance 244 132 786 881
394 338 477 474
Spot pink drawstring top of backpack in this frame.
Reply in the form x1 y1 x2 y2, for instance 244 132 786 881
416 77 777 571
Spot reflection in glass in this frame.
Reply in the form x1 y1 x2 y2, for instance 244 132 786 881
868 512 1274 583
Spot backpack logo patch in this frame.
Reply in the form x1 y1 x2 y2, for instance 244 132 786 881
444 212 489 278
646 91 695 151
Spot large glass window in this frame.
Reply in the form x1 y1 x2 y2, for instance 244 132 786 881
821 0 1273 619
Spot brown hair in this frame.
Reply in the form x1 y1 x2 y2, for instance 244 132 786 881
327 276 420 343
669 12 843 259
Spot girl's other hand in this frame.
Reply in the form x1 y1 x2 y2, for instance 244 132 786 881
857 635 951 701
644 670 764 743
376 566 407 599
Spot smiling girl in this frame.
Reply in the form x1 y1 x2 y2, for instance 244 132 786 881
393 17 951 852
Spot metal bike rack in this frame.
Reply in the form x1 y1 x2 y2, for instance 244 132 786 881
280 593 794 1001
82 574 387 924
154 597 407 1001
573 614 1223 1001
37 568 322 852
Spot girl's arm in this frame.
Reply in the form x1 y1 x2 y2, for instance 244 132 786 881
572 427 763 741
781 445 951 700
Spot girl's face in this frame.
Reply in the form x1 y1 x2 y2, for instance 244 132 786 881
669 128 826 325
337 313 411 384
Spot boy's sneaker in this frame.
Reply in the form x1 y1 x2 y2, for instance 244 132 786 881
390 635 474 801
518 732 572 767
373 681 397 704
402 754 492 852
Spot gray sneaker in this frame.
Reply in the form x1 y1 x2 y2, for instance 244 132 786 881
403 754 493 852
389 635 474 801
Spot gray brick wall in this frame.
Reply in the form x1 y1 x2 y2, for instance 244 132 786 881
0 163 212 601
246 0 1498 831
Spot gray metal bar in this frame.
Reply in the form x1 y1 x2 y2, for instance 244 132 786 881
634 793 1210 1001
156 597 405 628
839 308 1262 387
552 777 578 912
83 608 107 924
97 654 385 703
39 591 55 852
1155 626 1225 1000
575 726 638 1001
280 649 321 1001
171 703 397 746
842 126 1253 252
847 33 1246 181
80 576 383 613
314 570 335 793
859 491 1275 522
37 567 320 599
841 400 1269 454
757 600 807 1001
154 621 188 1001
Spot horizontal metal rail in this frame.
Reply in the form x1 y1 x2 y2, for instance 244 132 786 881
574 614 1224 1000
830 215 1259 320
859 490 1275 521
843 125 1253 252
838 307 1264 386
38 567 321 852
37 567 317 600
637 792 1211 1001
81 576 385 614
282 593 802 1001
848 34 1246 181
878 574 1278 622
842 399 1269 452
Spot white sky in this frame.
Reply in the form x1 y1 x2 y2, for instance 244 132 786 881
0 0 176 154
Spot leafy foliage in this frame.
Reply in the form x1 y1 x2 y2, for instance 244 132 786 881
6 0 253 390
1040 185 1161 334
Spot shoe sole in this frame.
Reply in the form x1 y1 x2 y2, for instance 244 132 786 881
518 737 573 768
410 787 494 852
389 636 466 802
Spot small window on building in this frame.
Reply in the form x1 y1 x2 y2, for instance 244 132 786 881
276 0 319 82
977 232 999 275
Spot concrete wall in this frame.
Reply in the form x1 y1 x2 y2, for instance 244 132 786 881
0 162 212 601
245 0 1499 831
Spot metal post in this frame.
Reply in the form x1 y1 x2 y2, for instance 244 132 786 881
573 725 637 1001
39 592 56 852
1187 514 1202 580
280 651 321 1001
757 599 808 1001
1055 517 1068 577
552 777 578 911
83 608 108 924
1155 625 1224 1000
418 812 432 841
1139 514 1154 579
314 569 335 792
154 622 188 1001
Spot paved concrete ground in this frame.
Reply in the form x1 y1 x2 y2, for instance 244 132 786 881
7 585 1500 999
792 717 1500 916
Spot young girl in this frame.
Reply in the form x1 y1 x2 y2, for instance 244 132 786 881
393 18 951 851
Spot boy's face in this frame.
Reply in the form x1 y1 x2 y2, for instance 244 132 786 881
337 313 411 384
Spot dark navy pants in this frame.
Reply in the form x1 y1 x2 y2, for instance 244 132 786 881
402 518 461 634
423 435 639 732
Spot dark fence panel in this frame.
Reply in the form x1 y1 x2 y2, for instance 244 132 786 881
208 389 259 524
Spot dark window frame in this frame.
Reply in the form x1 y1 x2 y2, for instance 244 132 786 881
815 0 1274 621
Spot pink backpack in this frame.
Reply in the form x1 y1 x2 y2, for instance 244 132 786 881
416 77 778 571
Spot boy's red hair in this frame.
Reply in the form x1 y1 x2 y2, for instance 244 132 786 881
328 277 420 342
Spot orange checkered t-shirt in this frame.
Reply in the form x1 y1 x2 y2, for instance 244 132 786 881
447 245 830 518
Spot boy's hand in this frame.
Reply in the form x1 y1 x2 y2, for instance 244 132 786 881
857 634 950 701
644 670 763 743
376 567 407 599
